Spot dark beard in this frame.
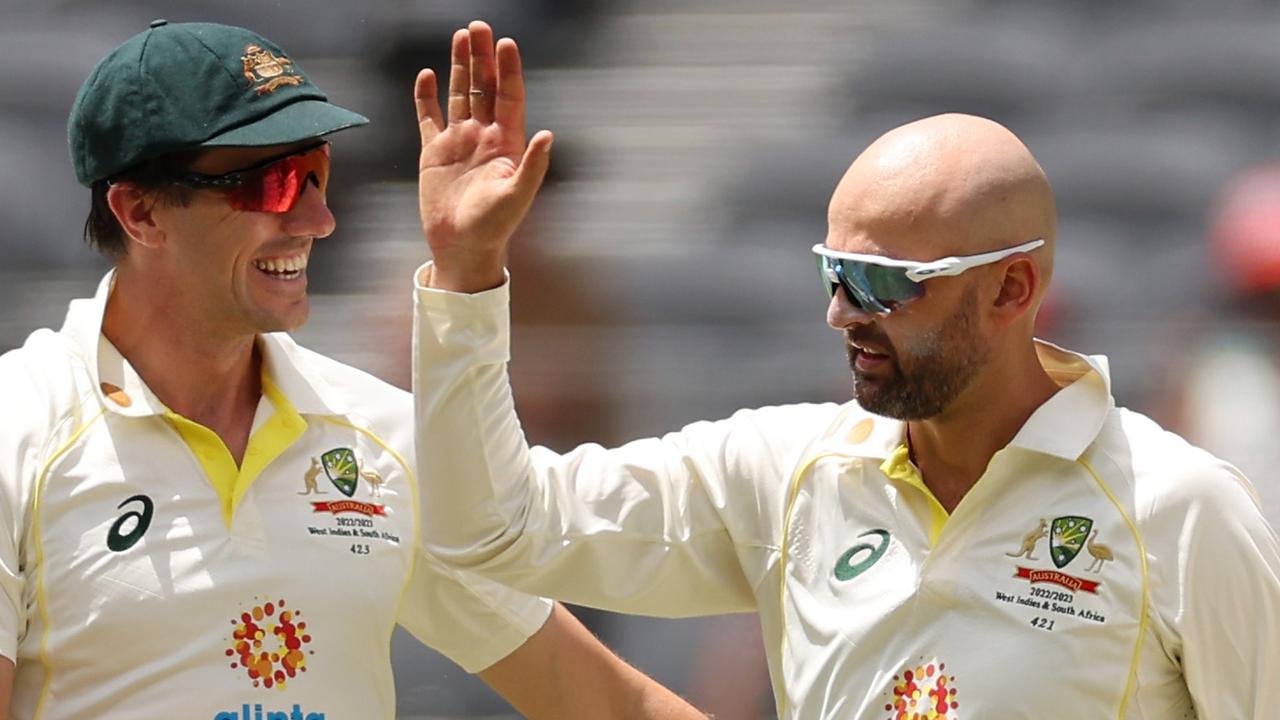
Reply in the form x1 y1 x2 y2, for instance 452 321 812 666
849 283 989 420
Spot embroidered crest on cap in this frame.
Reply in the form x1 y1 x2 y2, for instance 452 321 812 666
241 44 304 95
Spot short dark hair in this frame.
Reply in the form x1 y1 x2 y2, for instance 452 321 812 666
84 151 199 258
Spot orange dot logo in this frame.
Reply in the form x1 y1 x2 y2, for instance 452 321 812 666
846 418 875 444
225 599 314 690
883 658 959 719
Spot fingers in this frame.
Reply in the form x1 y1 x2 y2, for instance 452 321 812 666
468 20 498 124
494 37 526 133
447 29 471 124
414 69 444 146
509 130 554 205
444 22 520 130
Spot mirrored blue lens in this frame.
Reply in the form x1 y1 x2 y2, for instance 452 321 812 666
818 256 924 313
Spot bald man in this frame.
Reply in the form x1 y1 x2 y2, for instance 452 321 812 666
408 26 1280 717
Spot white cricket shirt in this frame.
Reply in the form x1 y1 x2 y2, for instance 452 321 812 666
0 273 551 719
413 271 1280 719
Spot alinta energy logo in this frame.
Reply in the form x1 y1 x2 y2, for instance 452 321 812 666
225 598 314 690
214 703 325 720
884 658 959 720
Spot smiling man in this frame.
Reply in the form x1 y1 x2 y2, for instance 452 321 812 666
0 20 704 720
412 23 1280 718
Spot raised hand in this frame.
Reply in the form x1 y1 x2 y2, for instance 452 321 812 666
415 21 554 293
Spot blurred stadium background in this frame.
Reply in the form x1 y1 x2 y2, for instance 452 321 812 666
3 1 1279 717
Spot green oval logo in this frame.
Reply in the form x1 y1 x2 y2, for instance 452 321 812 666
107 494 154 552
834 529 891 582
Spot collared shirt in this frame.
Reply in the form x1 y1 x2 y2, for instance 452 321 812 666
413 271 1280 719
0 272 550 720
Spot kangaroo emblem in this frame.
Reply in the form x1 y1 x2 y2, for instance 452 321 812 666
298 457 328 495
1006 518 1049 560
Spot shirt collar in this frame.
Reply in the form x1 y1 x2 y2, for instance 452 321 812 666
1007 339 1114 461
257 332 347 416
821 338 1113 462
60 270 346 418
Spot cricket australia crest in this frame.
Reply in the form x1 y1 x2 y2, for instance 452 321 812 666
321 448 359 497
241 44 304 94
1049 516 1093 569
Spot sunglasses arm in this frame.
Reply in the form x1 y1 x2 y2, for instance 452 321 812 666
904 258 973 281
903 239 1046 282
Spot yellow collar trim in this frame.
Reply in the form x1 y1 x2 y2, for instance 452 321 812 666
880 443 949 547
165 375 307 527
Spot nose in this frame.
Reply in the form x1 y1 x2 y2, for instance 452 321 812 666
282 180 336 240
826 286 875 330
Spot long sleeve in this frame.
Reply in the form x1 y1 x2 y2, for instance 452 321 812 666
412 267 840 617
1174 471 1280 717
1140 451 1280 718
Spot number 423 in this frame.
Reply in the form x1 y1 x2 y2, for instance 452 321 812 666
350 543 370 556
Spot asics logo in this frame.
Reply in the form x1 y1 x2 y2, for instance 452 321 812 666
107 494 154 552
834 529 891 582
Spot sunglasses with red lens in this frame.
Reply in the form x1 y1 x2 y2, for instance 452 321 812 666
176 143 331 213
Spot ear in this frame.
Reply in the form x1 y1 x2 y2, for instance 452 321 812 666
106 183 165 250
989 256 1040 328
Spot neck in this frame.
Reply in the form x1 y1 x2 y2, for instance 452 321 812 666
103 269 262 463
906 341 1060 512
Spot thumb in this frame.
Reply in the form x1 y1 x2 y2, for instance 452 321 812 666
508 130 554 205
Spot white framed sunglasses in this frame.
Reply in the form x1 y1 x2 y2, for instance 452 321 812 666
812 238 1045 314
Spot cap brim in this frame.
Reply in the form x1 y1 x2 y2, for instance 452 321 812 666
201 98 369 147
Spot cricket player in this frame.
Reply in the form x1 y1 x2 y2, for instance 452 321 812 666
0 20 705 720
411 21 1280 719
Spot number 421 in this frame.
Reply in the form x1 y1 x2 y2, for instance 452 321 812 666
1030 616 1055 631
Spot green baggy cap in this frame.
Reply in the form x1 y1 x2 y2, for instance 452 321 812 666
68 19 369 186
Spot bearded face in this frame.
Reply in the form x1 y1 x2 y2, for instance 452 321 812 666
848 282 990 420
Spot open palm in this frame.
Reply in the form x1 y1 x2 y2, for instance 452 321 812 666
416 21 553 293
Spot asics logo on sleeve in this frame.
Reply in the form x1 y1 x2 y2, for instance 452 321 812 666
834 528 891 581
107 494 154 552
